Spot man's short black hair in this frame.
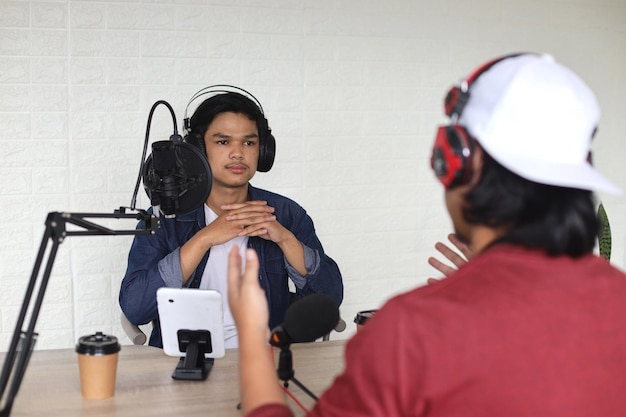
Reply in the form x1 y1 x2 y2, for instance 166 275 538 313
185 92 270 155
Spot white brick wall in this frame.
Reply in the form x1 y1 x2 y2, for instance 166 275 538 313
1 0 625 351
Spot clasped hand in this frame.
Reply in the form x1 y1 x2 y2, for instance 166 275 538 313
204 200 289 246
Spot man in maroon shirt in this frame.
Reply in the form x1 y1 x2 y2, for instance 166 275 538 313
227 53 626 417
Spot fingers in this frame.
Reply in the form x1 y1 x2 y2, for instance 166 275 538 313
447 233 473 260
434 242 466 268
227 246 262 319
237 216 284 239
227 246 260 288
227 214 276 225
427 234 472 282
225 209 276 225
428 256 457 277
232 215 277 230
239 227 269 238
220 201 277 236
222 200 268 209
222 200 273 214
227 246 243 297
243 248 259 285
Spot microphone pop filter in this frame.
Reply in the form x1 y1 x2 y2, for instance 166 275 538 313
142 140 212 217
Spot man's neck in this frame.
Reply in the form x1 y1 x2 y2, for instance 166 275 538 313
206 185 250 215
469 225 507 255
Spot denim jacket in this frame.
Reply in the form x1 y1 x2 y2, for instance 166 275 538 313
119 185 344 347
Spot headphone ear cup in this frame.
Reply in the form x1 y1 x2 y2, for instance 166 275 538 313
431 125 474 189
256 120 276 173
257 130 276 172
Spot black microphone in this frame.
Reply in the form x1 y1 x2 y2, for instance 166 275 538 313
145 139 179 214
270 294 340 348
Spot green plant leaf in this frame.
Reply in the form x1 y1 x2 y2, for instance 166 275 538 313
597 203 611 261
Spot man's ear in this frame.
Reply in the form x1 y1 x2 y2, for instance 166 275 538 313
468 141 484 187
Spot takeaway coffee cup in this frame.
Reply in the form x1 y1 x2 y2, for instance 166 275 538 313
75 331 121 399
354 310 377 332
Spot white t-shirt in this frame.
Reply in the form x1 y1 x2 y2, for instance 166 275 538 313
199 204 248 349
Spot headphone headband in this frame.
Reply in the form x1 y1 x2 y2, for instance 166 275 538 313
444 53 531 120
432 53 535 189
183 84 266 133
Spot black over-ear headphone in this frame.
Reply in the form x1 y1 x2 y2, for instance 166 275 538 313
431 53 530 189
183 85 276 173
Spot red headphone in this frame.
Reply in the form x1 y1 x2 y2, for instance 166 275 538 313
430 53 529 189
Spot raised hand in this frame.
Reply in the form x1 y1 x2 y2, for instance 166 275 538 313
227 246 269 338
427 233 473 283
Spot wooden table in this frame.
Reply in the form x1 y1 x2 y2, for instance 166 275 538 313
5 340 346 416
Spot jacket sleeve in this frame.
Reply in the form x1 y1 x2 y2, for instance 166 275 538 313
119 216 186 325
286 210 344 306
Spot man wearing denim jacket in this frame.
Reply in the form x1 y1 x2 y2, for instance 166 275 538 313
119 89 343 349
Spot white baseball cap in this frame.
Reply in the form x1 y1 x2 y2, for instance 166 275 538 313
458 53 621 195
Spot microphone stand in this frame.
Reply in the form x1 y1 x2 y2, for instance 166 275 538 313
0 98 208 417
0 208 158 417
277 345 318 402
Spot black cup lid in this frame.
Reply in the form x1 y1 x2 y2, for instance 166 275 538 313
76 331 121 355
354 309 377 325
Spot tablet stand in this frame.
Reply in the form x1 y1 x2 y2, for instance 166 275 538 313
172 329 215 381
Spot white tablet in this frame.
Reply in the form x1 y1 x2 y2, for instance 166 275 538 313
157 288 225 358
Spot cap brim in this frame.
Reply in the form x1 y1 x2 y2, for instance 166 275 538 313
494 151 622 195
